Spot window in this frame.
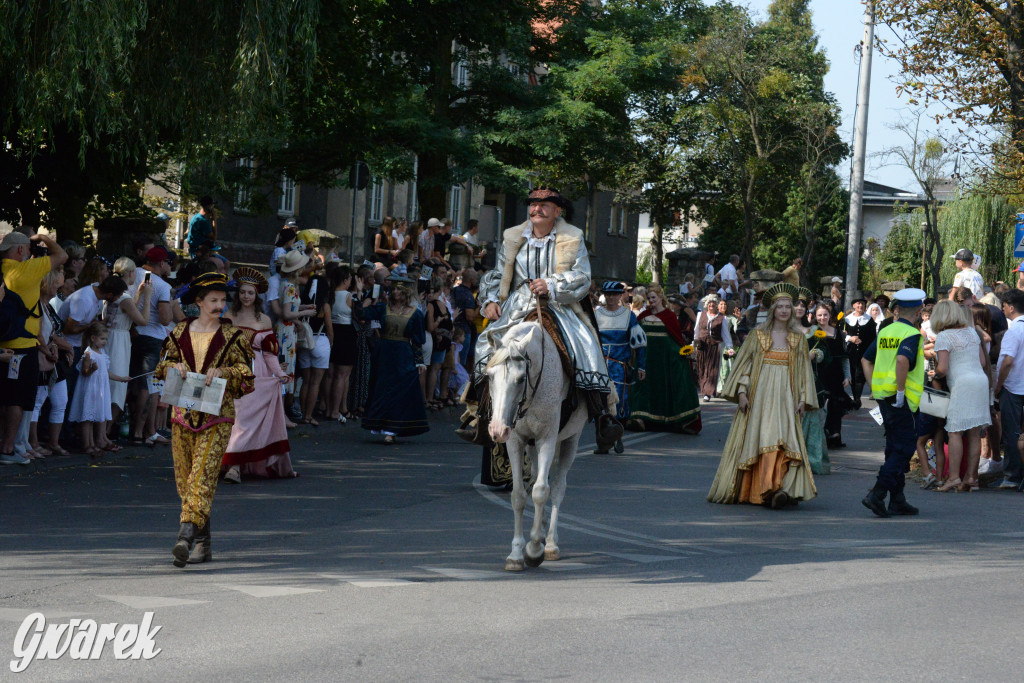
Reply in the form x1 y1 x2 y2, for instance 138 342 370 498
455 61 470 89
279 175 296 216
609 205 627 236
369 176 384 222
410 156 419 221
235 157 254 212
448 184 463 229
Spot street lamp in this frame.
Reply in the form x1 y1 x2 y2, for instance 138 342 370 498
920 220 928 290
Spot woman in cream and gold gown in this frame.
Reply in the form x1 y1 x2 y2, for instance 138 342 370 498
708 282 818 509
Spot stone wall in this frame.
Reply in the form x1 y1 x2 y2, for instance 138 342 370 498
666 247 714 289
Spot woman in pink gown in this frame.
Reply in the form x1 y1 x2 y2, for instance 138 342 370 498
223 267 296 482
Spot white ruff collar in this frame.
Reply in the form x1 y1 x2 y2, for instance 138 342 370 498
523 221 558 248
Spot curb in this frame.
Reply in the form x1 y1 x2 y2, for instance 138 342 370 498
0 442 168 480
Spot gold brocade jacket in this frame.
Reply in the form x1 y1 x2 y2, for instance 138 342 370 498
155 319 256 431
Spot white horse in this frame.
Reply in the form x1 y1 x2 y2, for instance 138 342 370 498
486 318 588 571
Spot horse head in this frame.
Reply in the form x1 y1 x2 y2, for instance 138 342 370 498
485 322 544 444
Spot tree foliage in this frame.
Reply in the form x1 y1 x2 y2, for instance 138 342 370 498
874 0 1024 190
689 0 845 271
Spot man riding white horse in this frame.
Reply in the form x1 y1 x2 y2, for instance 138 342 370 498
457 187 623 451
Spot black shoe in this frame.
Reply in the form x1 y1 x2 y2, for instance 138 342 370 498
769 490 790 509
592 447 610 454
887 492 919 516
861 487 890 518
595 415 623 450
613 438 624 454
187 521 212 564
172 522 197 567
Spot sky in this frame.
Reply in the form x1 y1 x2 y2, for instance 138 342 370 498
742 0 933 192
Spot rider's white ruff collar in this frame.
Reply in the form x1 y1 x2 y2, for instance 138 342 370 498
522 222 558 248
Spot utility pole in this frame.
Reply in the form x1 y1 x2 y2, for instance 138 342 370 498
844 0 874 311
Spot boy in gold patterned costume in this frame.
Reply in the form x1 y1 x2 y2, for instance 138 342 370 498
155 272 254 567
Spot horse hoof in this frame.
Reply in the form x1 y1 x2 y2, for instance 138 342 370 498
505 559 525 572
524 551 544 568
544 548 560 561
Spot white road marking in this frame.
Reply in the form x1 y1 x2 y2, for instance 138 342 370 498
803 539 912 549
319 574 414 588
540 561 593 572
216 584 325 598
98 595 209 609
601 552 686 564
418 566 505 581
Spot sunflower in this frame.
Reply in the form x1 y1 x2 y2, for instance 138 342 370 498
813 330 827 339
679 344 695 357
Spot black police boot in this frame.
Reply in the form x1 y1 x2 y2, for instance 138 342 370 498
172 522 197 567
887 491 919 516
187 520 212 564
861 485 890 518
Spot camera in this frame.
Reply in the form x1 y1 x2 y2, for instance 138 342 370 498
29 242 48 258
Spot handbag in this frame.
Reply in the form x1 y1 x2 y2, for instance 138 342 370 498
919 386 950 419
296 320 317 350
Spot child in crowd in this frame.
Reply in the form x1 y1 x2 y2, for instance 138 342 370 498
392 250 415 278
918 304 944 488
449 327 471 397
68 322 130 456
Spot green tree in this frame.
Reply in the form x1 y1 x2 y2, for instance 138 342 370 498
0 1 317 240
876 111 958 294
690 0 844 269
877 210 924 285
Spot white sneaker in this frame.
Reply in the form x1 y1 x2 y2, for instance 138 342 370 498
0 453 30 465
224 466 241 484
979 459 1004 475
996 477 1021 489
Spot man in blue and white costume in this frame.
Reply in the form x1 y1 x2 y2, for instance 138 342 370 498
457 187 622 450
594 281 646 453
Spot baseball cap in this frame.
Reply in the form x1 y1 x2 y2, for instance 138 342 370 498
427 218 442 228
1017 262 1024 273
0 232 30 252
146 246 170 263
953 248 974 262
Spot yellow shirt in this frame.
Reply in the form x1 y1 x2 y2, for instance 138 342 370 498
2 257 53 349
782 266 800 287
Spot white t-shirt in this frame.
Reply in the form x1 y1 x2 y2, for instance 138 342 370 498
717 263 738 292
58 286 104 347
269 246 287 274
953 268 985 300
462 231 480 247
264 273 283 317
131 268 172 340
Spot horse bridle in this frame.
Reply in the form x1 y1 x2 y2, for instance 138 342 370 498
505 293 547 428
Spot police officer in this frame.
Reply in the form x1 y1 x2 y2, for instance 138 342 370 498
860 288 927 517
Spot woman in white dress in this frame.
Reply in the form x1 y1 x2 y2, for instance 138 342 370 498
107 258 151 428
931 300 991 492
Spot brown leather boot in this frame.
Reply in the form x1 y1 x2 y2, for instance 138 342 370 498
172 522 196 567
187 521 212 564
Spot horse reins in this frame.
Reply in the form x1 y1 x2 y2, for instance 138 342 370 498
509 289 547 426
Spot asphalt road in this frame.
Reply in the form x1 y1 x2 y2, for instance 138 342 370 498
2 400 1023 681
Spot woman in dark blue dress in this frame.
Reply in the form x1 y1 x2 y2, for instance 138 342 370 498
360 279 429 443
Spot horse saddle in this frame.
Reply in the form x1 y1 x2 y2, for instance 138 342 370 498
523 306 580 432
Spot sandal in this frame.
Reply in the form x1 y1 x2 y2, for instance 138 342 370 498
84 447 102 458
383 434 395 445
48 445 69 456
102 443 122 453
936 478 962 493
921 473 938 490
960 479 980 492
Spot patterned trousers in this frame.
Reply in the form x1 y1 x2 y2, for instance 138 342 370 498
172 421 234 526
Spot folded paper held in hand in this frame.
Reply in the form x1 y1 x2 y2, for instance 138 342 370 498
160 371 227 415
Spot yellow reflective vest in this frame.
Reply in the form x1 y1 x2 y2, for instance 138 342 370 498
871 320 924 412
